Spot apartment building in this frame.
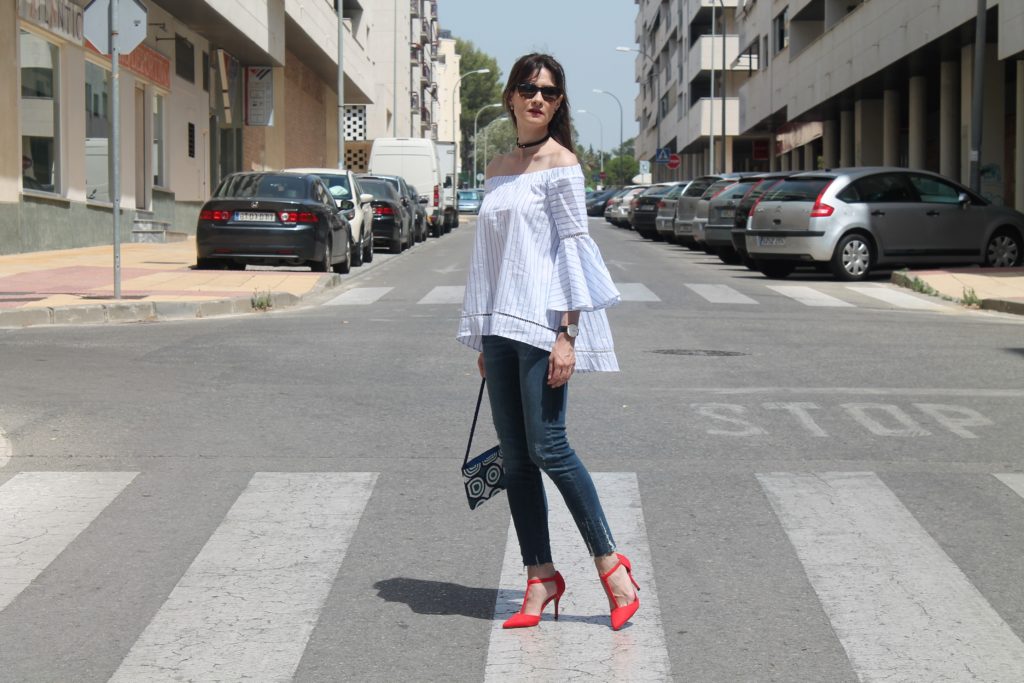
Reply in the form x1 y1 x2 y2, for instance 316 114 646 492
4 0 447 255
631 0 1024 209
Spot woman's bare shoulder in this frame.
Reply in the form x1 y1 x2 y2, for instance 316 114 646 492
485 154 510 180
547 145 579 169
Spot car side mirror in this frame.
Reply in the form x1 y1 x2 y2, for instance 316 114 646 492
957 192 970 209
359 193 373 203
339 199 354 211
418 197 428 204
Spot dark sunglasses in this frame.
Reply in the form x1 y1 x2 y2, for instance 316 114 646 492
516 83 563 102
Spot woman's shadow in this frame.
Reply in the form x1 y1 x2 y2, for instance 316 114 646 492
373 578 498 619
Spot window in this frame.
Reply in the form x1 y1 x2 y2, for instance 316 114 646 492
152 94 165 186
773 7 789 54
907 174 961 204
175 35 195 83
84 62 112 201
20 30 60 193
188 122 195 158
844 174 916 203
202 51 210 92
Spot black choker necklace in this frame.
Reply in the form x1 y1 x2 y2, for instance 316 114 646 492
516 133 550 149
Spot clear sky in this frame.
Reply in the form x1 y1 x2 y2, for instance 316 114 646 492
437 0 641 154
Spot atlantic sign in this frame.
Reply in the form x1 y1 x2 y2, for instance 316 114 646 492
19 0 85 45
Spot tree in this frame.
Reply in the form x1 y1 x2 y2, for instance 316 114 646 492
454 38 503 186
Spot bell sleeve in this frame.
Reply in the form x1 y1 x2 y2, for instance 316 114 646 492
546 172 622 312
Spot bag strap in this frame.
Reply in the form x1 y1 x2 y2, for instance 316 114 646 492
463 378 487 468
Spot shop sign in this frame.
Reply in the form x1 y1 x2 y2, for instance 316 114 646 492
245 67 274 126
19 0 85 44
120 44 170 89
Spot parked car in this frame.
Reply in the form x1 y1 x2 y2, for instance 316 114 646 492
606 186 648 228
407 184 430 241
358 173 416 251
704 175 765 262
586 188 619 216
746 167 1024 280
692 177 742 251
673 176 722 246
603 188 633 226
730 173 794 268
631 182 683 240
457 189 484 214
357 175 414 254
368 137 446 235
196 172 353 273
654 181 689 240
285 167 373 266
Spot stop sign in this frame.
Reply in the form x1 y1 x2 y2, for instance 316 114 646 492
667 153 681 170
84 0 148 55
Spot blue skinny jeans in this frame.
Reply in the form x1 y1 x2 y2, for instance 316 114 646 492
482 335 616 566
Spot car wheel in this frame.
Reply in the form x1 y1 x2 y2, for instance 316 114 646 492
830 232 873 281
717 247 741 265
312 239 331 273
984 229 1022 268
350 231 363 267
195 258 218 270
332 235 351 274
390 226 402 254
363 224 374 263
756 261 794 279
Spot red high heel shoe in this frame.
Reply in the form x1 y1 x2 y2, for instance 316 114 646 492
600 553 640 631
502 571 566 629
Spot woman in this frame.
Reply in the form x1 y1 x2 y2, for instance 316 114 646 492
457 53 640 631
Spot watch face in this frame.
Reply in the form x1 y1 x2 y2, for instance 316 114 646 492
567 324 579 338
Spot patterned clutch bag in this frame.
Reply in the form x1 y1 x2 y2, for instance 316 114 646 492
462 378 505 510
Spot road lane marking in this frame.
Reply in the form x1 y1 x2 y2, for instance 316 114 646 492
994 473 1024 500
325 287 393 305
418 285 465 304
615 283 661 302
485 473 671 681
685 284 757 305
0 471 137 612
758 471 1024 681
110 472 377 682
766 285 853 307
846 285 946 310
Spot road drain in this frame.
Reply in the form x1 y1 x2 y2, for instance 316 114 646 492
650 349 748 357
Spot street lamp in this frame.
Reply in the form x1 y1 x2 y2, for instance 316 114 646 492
452 68 490 193
617 46 660 179
709 0 727 174
577 109 604 177
593 89 623 184
473 103 502 189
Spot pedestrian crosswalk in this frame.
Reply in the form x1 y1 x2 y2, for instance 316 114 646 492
325 281 953 312
3 468 1024 679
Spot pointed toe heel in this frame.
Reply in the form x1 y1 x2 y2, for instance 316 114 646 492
600 553 640 631
502 571 566 629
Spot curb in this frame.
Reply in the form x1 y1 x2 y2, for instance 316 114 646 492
891 270 1024 317
0 274 341 330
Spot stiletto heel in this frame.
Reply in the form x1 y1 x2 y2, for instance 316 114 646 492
503 571 566 629
600 553 640 631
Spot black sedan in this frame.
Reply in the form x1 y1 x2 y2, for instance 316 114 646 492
196 172 353 273
358 176 411 254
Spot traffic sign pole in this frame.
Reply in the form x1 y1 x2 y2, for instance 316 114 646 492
111 0 121 299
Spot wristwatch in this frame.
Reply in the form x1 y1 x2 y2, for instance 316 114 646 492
557 324 579 339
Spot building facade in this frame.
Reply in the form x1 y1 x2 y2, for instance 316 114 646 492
3 0 449 255
630 0 1024 210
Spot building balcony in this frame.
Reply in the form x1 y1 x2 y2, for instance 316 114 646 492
681 96 739 148
687 33 740 73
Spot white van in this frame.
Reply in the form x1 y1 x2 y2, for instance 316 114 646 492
368 138 447 236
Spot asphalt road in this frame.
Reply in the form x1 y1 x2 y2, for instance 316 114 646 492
1 216 1023 682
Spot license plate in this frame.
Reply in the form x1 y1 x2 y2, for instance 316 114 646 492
720 208 735 218
757 236 786 247
235 211 276 222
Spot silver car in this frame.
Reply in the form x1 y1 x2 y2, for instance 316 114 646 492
673 176 722 247
746 167 1024 280
693 177 741 251
655 181 689 240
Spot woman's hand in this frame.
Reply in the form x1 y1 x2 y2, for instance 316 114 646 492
477 352 486 379
547 337 576 388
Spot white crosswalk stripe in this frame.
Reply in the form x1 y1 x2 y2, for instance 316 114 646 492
616 282 661 302
994 473 1024 500
485 473 672 681
325 286 393 305
685 283 757 304
0 471 137 612
110 472 378 682
766 285 854 307
418 285 466 304
758 471 1024 682
846 285 947 310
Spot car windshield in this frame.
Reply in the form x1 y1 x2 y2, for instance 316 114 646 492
762 178 833 202
642 185 674 197
214 174 307 199
359 179 395 198
314 174 351 200
458 190 480 200
701 180 735 199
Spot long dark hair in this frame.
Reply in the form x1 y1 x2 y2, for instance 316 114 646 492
502 53 575 154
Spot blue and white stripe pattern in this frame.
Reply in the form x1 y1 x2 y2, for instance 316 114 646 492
457 165 620 372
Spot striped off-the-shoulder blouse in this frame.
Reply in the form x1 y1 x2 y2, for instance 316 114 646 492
456 164 620 372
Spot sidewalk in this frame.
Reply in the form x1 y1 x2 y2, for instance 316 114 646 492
890 267 1024 315
0 238 339 328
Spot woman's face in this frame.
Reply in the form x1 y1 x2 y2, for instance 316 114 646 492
509 67 563 130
